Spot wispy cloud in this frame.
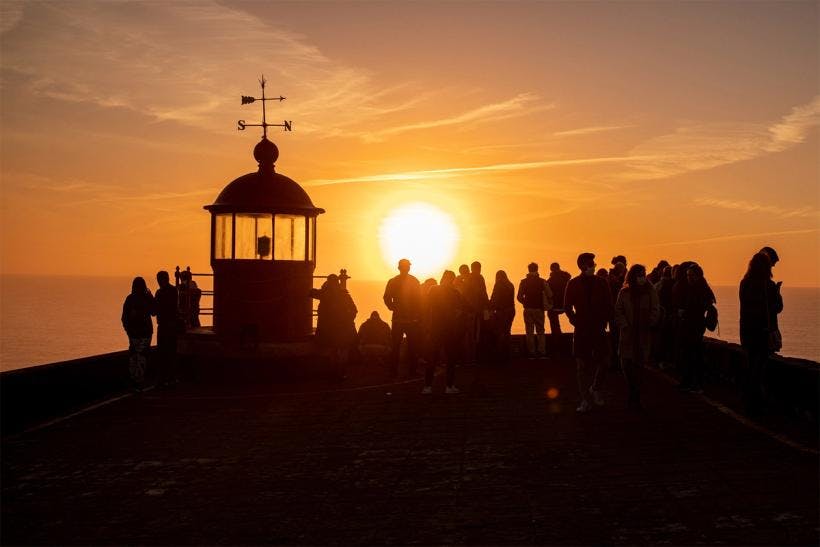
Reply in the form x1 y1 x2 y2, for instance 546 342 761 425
1 2 425 138
622 96 820 180
553 124 634 137
644 228 818 248
694 197 819 219
359 93 550 142
305 155 651 187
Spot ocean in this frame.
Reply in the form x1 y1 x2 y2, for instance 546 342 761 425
1 275 818 371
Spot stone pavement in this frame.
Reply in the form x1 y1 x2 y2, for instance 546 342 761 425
2 357 818 545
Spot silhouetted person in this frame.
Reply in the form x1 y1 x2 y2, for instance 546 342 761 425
178 270 201 329
565 253 613 413
759 246 782 334
547 262 571 337
607 261 626 370
596 268 609 279
423 270 465 394
648 260 670 285
358 311 392 366
121 277 154 390
470 261 492 363
311 274 358 378
490 270 515 361
154 270 179 388
517 262 553 359
740 252 783 415
615 264 660 410
653 265 675 368
418 277 439 369
673 263 715 393
383 258 421 377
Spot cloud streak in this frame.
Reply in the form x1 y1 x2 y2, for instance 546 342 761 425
644 228 818 248
553 124 634 137
694 197 819 219
623 96 820 180
305 155 651 187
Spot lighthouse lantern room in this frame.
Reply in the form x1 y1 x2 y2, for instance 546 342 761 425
204 78 324 344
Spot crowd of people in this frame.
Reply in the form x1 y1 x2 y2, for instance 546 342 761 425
123 247 784 416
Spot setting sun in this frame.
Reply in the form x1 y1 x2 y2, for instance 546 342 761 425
378 202 460 279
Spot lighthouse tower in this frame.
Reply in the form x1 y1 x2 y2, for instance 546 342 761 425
204 79 324 344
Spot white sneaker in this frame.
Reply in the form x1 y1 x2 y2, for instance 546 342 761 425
421 386 433 395
576 399 591 413
589 387 605 406
445 386 460 394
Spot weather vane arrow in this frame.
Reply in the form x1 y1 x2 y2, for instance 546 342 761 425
237 75 292 137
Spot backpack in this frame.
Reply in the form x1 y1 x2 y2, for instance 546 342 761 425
705 304 718 332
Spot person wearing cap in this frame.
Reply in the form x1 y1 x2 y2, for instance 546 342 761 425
383 258 422 377
565 252 613 413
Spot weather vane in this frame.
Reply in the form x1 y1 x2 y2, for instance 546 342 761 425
237 75 292 138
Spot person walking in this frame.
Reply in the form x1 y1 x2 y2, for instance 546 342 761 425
674 263 716 393
383 258 422 377
517 262 553 359
546 262 572 338
121 277 154 390
565 253 613 413
739 252 783 415
489 270 515 362
154 270 179 388
423 270 466 394
615 265 660 410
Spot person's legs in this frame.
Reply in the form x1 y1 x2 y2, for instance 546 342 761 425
534 310 546 357
390 322 405 376
405 323 420 376
523 309 536 356
548 310 562 335
128 336 148 388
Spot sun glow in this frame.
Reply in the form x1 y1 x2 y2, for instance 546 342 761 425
379 202 460 278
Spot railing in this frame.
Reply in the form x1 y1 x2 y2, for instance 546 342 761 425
175 266 214 329
173 266 350 330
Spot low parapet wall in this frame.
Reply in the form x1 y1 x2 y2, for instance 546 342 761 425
2 334 817 435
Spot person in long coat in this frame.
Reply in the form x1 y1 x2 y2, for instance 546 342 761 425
739 252 783 415
489 270 516 362
615 264 660 409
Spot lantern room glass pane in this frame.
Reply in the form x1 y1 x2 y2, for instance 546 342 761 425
274 214 307 261
214 214 233 259
308 217 316 262
235 214 273 260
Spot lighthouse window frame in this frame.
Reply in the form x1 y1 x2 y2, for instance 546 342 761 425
235 213 274 260
274 214 307 261
213 213 233 260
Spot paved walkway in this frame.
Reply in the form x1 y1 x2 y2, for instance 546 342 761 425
2 357 818 545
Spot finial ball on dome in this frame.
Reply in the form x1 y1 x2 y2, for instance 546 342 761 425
253 137 279 166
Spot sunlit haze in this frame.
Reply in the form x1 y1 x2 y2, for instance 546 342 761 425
1 1 818 285
379 202 460 279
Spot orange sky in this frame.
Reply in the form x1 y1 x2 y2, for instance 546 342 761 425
1 1 818 285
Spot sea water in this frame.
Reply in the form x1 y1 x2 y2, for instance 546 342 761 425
1 275 818 371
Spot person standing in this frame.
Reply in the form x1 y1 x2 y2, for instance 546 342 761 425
311 274 358 379
565 253 613 413
675 263 716 393
489 270 516 362
517 262 553 359
424 270 466 394
383 258 422 377
121 277 154 390
615 265 660 410
470 261 491 363
154 270 179 388
547 262 572 337
653 265 675 368
739 252 783 415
